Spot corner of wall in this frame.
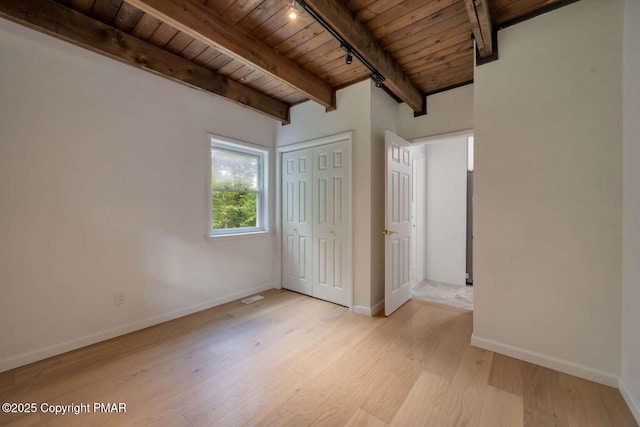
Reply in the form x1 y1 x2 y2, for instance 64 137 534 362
621 0 640 423
353 299 384 317
274 81 375 309
396 84 474 141
619 377 640 424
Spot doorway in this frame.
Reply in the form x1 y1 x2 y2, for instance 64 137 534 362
410 131 474 310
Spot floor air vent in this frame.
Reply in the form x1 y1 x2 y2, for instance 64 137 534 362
241 295 264 304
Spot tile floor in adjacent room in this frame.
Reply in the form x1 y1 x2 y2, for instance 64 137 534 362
412 279 474 310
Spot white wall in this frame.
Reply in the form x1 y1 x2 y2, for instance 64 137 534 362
0 18 279 372
411 146 427 283
424 139 468 286
621 0 640 420
277 81 471 315
276 81 374 311
472 0 623 385
397 84 473 141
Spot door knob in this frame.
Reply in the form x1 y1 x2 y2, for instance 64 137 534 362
382 229 397 235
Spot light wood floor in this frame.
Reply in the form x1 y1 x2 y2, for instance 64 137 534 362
0 289 636 427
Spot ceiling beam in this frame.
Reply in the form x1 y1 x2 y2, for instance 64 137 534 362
464 0 494 58
302 0 424 113
0 0 290 123
125 0 336 110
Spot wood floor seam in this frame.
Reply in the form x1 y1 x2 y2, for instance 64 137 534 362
0 290 636 427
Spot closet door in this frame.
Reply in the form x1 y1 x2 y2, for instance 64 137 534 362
282 149 313 296
312 140 350 306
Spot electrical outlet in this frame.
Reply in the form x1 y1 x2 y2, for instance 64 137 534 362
114 291 125 305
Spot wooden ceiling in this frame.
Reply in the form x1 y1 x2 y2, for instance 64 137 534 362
1 0 570 123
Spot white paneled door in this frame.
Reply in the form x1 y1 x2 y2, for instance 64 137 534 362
281 134 352 308
282 148 313 296
385 131 413 316
312 140 349 306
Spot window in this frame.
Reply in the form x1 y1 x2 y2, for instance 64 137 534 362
209 136 268 236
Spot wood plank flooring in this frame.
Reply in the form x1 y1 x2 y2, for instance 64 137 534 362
0 289 636 426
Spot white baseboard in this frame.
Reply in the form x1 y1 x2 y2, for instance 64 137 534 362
353 299 385 317
371 299 385 316
619 377 640 424
470 334 619 387
352 305 371 316
0 283 275 373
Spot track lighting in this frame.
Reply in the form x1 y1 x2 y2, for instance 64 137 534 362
303 6 390 93
340 44 353 65
287 0 298 20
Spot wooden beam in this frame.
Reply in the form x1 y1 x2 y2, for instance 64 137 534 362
302 0 425 114
125 0 336 110
464 0 493 58
0 0 290 123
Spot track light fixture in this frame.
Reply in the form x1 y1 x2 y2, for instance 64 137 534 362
340 43 353 65
303 4 390 93
287 0 298 20
372 74 384 88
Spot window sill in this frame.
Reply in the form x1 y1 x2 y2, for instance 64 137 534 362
205 230 274 242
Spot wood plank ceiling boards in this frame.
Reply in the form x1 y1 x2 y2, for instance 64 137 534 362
0 0 291 123
3 0 580 121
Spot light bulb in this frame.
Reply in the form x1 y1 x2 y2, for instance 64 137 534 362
288 7 297 19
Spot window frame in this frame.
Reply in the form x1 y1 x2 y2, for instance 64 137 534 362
207 135 269 237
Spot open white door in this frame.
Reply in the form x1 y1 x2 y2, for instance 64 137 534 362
385 131 413 316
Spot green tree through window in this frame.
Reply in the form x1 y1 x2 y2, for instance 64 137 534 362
210 143 265 233
212 188 257 229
